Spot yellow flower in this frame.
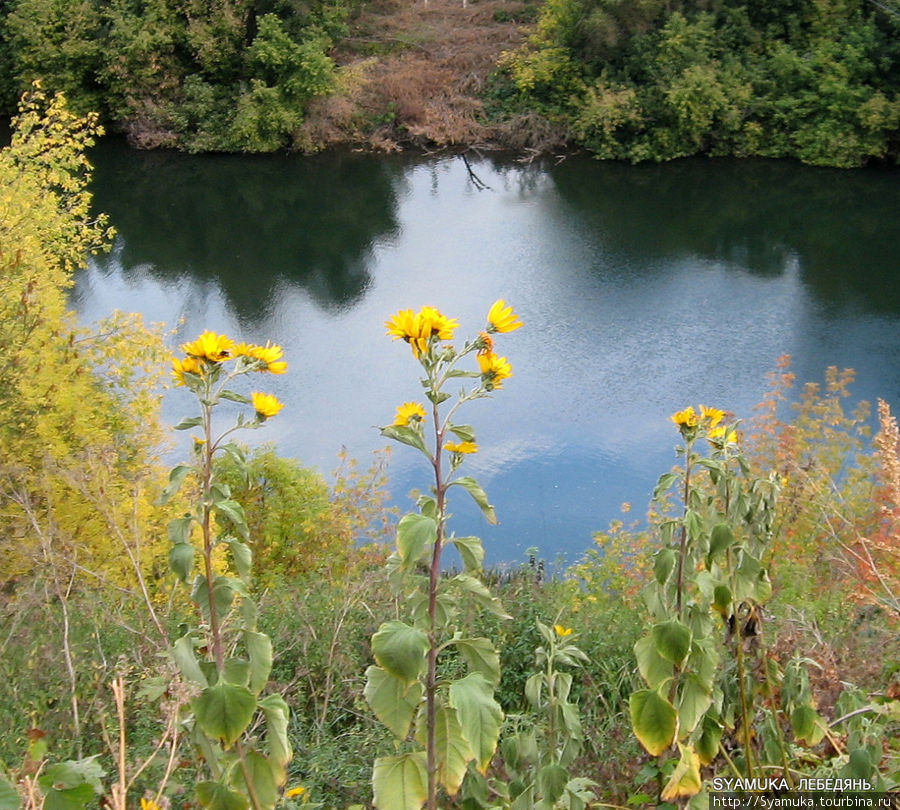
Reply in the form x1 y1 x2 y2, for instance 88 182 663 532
486 299 523 334
171 355 202 386
285 786 306 799
394 401 426 426
708 425 738 444
140 799 163 810
476 331 494 356
181 331 234 363
385 306 458 356
251 392 283 419
553 624 573 637
477 352 513 390
700 404 725 428
445 440 478 454
235 341 287 374
671 406 699 428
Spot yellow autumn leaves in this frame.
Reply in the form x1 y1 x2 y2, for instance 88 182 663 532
172 331 285 420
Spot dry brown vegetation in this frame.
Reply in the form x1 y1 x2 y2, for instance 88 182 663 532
296 0 566 152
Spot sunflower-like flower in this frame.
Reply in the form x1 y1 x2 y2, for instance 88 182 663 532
700 404 725 428
486 299 523 334
234 341 287 374
445 441 478 454
140 799 163 810
475 331 494 356
251 392 283 419
394 401 426 427
285 787 306 799
671 406 700 429
181 331 234 363
708 425 738 444
553 624 574 637
171 355 203 386
385 306 459 357
477 352 513 390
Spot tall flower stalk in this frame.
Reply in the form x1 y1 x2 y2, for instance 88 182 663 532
367 301 521 810
162 332 292 810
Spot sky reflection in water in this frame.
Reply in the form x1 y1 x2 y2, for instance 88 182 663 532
74 145 900 566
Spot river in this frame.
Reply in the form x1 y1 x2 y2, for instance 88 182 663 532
73 142 900 566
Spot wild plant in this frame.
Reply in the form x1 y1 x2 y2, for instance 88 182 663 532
365 301 522 810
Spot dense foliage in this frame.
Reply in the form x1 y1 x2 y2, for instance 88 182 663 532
0 0 351 150
496 0 900 166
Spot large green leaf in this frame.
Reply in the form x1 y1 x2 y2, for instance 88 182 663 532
372 753 428 810
450 536 485 573
213 499 249 540
371 621 429 686
453 637 501 685
415 703 474 795
695 715 722 765
225 538 252 581
651 619 692 667
172 634 208 687
629 689 676 756
229 750 280 810
258 694 292 768
396 513 436 569
791 704 826 745
677 674 712 734
537 764 568 805
169 542 195 583
160 465 193 503
707 523 734 564
41 785 95 810
193 681 257 745
654 548 676 585
449 477 497 524
244 631 272 695
634 633 673 689
449 672 503 773
380 425 430 456
364 665 423 739
196 781 250 810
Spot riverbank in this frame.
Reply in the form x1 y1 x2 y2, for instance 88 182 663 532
294 0 568 154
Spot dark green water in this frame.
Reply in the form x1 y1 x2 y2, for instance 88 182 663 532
74 141 900 565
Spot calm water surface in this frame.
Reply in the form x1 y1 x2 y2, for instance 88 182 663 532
73 142 900 565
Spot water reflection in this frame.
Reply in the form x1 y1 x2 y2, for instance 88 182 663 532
75 148 900 565
549 157 900 310
84 141 407 320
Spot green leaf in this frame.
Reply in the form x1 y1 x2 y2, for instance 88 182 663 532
629 689 677 756
0 775 18 810
213 499 249 540
380 425 430 456
453 637 501 685
174 415 204 430
651 619 692 667
791 704 826 745
364 665 423 740
219 390 251 404
193 681 257 745
450 477 497 524
42 784 95 810
677 674 712 734
661 744 702 801
228 750 281 810
707 523 734 564
168 514 194 545
450 574 510 618
695 715 722 765
372 753 428 810
160 464 193 503
449 424 476 443
654 472 679 500
415 703 474 795
450 536 485 573
258 694 292 768
654 548 676 585
371 621 429 686
537 764 568 804
172 634 208 687
169 542 195 583
225 538 252 581
222 658 250 688
396 513 437 569
634 634 673 689
244 631 273 695
449 672 503 773
192 575 238 622
196 781 250 810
